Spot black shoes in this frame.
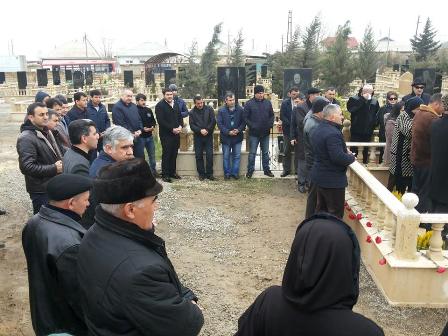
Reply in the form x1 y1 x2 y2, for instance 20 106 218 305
207 175 216 181
199 175 206 181
264 170 274 177
246 171 253 178
231 175 239 180
171 174 182 179
224 175 231 180
280 172 289 177
162 176 172 183
298 185 306 193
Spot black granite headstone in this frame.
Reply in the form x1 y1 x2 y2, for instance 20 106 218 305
73 71 84 88
245 63 257 86
17 71 27 90
283 68 312 98
218 67 246 103
37 69 48 87
65 69 72 81
0 72 5 84
261 65 268 78
414 68 440 94
164 69 176 88
124 70 134 88
52 66 61 85
85 71 93 86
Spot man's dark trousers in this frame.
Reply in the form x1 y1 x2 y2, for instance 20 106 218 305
194 135 213 177
161 136 179 177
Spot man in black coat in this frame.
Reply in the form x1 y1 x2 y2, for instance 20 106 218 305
311 104 355 218
347 84 380 163
189 95 216 180
155 88 184 182
136 93 158 175
279 87 299 177
112 89 144 158
22 173 92 336
402 80 431 105
17 102 63 214
324 87 340 105
67 91 88 121
77 159 204 336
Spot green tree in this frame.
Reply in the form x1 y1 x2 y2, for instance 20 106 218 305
301 15 321 71
228 29 245 67
200 23 223 98
410 18 441 62
321 21 355 95
178 41 204 98
357 24 379 82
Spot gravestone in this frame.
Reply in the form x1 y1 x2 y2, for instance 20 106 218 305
218 67 245 103
17 71 27 89
414 68 441 94
283 68 312 98
164 69 176 88
52 66 61 85
398 71 413 96
261 65 268 78
124 70 134 88
65 69 73 81
36 69 48 87
85 71 93 86
0 72 5 84
73 71 84 88
245 63 257 86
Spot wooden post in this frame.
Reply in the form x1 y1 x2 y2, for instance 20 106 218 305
394 193 420 260
427 223 445 261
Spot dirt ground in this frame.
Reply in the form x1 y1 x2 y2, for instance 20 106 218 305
0 104 447 335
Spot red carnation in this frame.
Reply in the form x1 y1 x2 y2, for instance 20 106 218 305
375 236 382 244
379 258 387 265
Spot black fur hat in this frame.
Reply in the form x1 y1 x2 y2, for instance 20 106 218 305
94 158 162 204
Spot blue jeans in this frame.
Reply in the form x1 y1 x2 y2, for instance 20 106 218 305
133 137 145 159
222 142 242 177
141 136 156 173
247 135 270 173
30 192 48 215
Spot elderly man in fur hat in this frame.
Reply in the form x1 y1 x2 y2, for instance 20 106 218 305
77 158 204 335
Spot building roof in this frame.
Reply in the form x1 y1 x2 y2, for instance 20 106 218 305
321 36 359 49
376 37 412 53
43 39 103 59
115 42 176 57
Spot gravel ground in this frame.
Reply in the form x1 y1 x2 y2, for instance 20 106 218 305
0 105 447 335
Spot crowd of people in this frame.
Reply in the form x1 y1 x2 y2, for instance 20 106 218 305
13 78 448 335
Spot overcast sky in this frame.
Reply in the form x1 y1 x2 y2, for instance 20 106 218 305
1 0 447 60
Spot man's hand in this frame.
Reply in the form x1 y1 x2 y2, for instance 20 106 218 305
55 160 63 173
144 127 154 132
290 139 297 145
134 130 142 138
200 129 208 136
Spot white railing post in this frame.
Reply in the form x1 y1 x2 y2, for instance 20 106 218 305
394 193 420 260
427 223 445 261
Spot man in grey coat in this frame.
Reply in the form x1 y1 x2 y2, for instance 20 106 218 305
63 119 98 176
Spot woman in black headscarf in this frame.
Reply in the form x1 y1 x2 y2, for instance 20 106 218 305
235 213 384 336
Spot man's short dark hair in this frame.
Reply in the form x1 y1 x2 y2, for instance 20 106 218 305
69 119 96 145
430 93 443 104
224 92 235 100
326 87 336 92
46 98 62 109
289 86 299 93
193 95 203 103
162 88 173 95
54 94 68 104
89 89 101 97
74 92 87 102
27 102 46 116
48 109 59 119
135 93 147 101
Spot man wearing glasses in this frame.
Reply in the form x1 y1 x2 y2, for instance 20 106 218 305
403 80 431 105
376 91 398 163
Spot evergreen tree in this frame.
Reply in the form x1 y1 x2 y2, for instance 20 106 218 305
301 15 321 71
321 21 355 95
357 24 378 82
229 30 245 67
200 23 223 98
178 41 204 98
410 18 441 62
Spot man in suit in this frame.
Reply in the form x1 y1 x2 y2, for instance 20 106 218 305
279 87 299 177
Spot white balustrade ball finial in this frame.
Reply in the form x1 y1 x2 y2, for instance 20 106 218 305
402 193 419 210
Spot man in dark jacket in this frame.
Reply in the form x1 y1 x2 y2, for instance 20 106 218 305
87 89 111 158
189 95 216 180
67 91 88 121
217 92 246 179
77 159 204 336
136 93 158 175
169 84 189 118
155 88 184 182
243 85 274 178
17 102 63 214
430 95 448 214
347 84 380 163
279 87 299 177
53 95 71 147
63 119 98 176
291 87 321 192
22 173 92 336
112 89 144 158
324 87 340 105
311 104 355 218
402 80 431 105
